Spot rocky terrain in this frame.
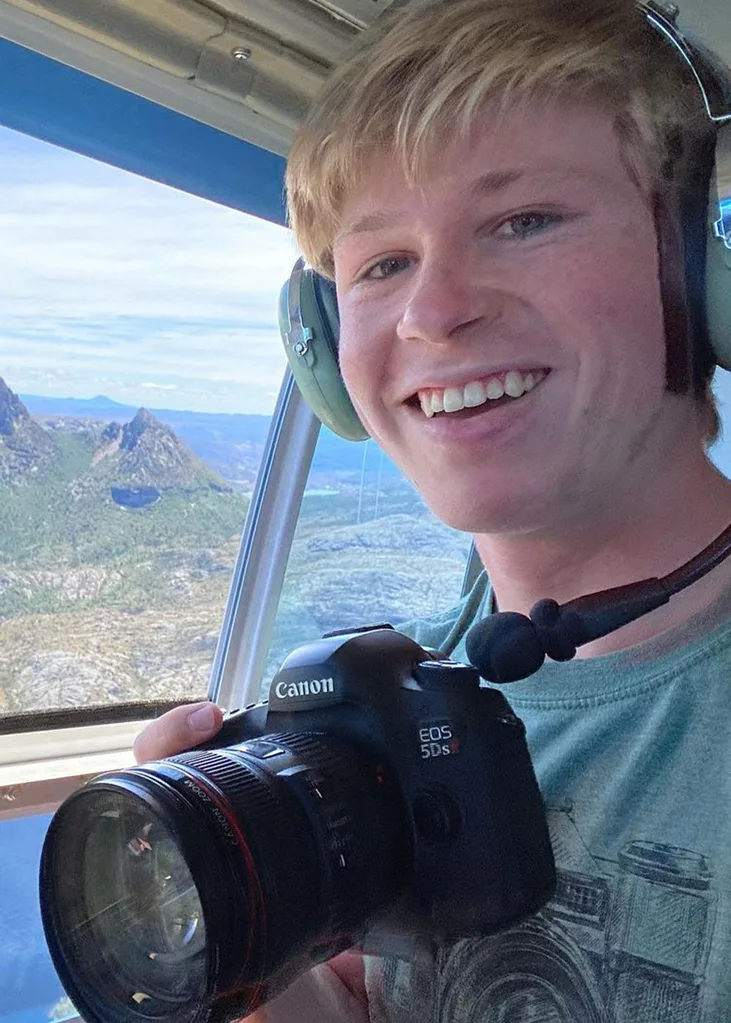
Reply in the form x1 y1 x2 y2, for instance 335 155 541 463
0 377 248 712
24 392 272 490
0 378 471 715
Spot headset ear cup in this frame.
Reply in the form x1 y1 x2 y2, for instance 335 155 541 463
706 162 731 369
278 261 369 441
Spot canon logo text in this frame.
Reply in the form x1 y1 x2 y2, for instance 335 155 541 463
274 677 335 699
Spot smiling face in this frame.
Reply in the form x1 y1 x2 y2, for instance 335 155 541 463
333 99 702 537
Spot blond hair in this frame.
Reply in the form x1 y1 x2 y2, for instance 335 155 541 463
286 0 711 278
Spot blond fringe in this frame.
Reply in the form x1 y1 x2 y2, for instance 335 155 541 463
286 0 706 278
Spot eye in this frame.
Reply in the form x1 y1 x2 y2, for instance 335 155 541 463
497 211 563 239
362 255 412 281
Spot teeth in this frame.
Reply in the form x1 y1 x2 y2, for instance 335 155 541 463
417 370 546 417
463 381 487 407
504 371 525 398
443 387 465 413
419 393 434 418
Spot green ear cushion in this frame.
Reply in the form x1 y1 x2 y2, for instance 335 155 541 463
707 156 731 369
278 260 368 442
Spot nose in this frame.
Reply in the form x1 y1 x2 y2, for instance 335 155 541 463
396 254 503 346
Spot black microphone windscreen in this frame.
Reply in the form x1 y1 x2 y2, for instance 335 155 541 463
465 612 546 684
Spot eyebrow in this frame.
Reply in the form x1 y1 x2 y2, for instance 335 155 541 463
470 169 525 196
335 169 526 243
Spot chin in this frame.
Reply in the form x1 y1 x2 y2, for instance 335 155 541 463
422 490 525 536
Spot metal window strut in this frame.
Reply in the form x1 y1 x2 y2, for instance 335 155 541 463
208 370 320 710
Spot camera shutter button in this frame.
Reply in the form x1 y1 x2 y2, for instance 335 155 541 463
413 661 480 690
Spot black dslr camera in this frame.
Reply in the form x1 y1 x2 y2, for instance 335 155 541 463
40 626 555 1023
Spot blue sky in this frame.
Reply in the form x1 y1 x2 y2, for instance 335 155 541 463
0 125 297 414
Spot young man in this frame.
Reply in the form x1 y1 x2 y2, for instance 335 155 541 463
135 0 731 1018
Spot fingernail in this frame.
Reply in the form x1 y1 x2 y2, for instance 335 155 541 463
188 704 216 732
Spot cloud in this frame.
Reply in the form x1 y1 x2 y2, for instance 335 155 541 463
0 127 298 413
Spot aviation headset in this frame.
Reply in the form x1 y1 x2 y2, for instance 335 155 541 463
278 0 731 442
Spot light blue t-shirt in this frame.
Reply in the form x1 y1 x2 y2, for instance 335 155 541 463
366 573 731 1023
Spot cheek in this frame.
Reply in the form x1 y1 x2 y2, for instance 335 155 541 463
596 267 666 389
337 296 395 423
554 229 666 393
335 295 364 395
337 322 382 436
337 320 364 397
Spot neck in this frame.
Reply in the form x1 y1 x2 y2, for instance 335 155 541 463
474 451 731 658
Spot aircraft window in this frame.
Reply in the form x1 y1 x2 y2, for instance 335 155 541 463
262 433 473 693
712 376 731 479
0 37 295 1023
0 123 295 721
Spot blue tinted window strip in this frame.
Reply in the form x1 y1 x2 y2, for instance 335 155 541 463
0 35 287 224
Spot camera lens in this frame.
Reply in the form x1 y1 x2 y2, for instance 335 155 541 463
42 786 208 1017
41 733 411 1023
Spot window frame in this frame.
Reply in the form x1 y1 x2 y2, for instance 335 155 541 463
208 371 320 709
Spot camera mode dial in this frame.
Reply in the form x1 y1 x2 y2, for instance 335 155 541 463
413 660 480 691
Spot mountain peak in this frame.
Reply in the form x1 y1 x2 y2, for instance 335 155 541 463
0 377 31 437
0 377 58 483
106 407 226 492
120 408 166 452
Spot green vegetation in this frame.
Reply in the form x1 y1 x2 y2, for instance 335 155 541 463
0 427 248 567
0 405 250 711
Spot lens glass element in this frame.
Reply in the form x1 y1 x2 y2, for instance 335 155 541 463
45 786 208 1019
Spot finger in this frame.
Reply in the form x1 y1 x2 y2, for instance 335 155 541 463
133 701 224 763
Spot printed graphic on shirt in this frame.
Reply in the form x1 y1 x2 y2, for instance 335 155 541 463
381 804 717 1022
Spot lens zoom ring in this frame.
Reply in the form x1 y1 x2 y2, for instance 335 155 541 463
169 750 293 832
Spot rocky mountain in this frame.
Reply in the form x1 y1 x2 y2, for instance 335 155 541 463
0 378 58 483
0 376 247 571
0 377 251 713
0 376 230 506
88 407 230 505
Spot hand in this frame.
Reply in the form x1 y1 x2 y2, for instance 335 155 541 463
133 701 224 763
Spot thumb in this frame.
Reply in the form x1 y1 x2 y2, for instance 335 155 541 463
133 701 224 764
